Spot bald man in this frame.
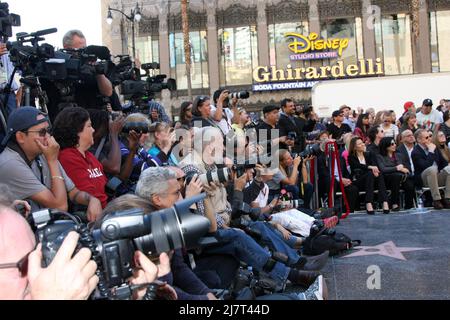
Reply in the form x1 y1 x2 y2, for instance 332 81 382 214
0 206 98 300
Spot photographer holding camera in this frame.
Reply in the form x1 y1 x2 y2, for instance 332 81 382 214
211 89 241 136
0 203 172 300
178 127 325 289
278 99 316 153
41 30 114 121
0 107 102 219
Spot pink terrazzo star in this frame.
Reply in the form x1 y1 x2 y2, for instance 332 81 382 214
343 241 431 261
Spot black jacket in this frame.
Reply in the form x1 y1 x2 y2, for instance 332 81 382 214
412 144 448 180
348 152 377 180
278 114 315 152
376 153 409 174
396 144 414 173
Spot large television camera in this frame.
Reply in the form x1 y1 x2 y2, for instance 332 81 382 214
0 1 20 39
30 194 213 300
120 62 177 101
0 1 21 133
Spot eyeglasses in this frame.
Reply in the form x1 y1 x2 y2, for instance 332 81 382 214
0 249 33 277
425 135 432 140
24 126 52 137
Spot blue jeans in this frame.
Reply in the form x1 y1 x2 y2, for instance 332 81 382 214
204 228 290 285
247 221 300 265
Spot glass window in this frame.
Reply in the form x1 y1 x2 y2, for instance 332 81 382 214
218 26 258 86
135 36 159 65
321 18 359 66
436 10 450 72
375 14 413 75
169 30 209 90
268 21 309 67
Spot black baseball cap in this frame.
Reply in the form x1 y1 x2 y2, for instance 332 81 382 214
1 107 49 147
263 105 280 114
423 99 433 107
332 110 344 118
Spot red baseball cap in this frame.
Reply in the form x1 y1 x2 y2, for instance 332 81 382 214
404 101 415 111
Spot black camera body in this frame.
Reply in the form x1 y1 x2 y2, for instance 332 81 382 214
31 194 213 300
299 143 321 158
231 267 279 299
0 1 20 38
122 122 150 134
287 131 297 141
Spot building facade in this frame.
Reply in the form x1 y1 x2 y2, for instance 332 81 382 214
101 0 450 118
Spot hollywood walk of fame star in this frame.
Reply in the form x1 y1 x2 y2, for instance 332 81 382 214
343 241 431 261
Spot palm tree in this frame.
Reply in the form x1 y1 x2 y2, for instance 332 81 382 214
182 0 193 100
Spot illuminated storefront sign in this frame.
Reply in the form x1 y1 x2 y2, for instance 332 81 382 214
252 31 384 92
252 59 384 92
285 32 349 61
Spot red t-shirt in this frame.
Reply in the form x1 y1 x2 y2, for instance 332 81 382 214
59 148 108 208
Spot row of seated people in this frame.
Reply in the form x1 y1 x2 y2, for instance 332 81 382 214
0 107 332 300
315 126 450 213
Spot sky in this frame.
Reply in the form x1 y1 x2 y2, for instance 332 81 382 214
6 0 103 49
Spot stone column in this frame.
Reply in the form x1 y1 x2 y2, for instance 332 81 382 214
206 1 220 95
158 0 172 117
308 0 321 34
361 0 377 60
412 0 432 73
257 2 270 67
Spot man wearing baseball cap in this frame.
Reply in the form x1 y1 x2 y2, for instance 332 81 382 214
399 101 416 125
255 105 290 157
326 110 352 142
0 107 102 219
416 98 443 131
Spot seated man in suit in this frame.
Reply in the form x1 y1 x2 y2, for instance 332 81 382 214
412 129 450 210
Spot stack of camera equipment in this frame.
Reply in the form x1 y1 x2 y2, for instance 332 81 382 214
29 194 214 300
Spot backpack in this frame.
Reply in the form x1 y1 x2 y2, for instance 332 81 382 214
303 222 361 256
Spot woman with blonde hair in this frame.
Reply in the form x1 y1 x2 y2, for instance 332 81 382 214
381 110 399 138
433 130 450 163
373 110 385 126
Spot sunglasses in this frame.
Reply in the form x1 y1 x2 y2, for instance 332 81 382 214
390 141 396 146
197 96 209 105
24 126 52 137
0 249 33 277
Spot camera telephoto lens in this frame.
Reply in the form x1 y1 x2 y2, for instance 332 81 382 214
198 168 231 185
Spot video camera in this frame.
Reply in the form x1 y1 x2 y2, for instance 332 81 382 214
107 54 139 86
120 62 177 101
30 194 214 300
0 1 20 39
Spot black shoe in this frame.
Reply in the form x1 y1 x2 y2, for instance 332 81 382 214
383 210 390 214
392 206 401 212
301 251 329 271
366 210 375 215
288 270 321 287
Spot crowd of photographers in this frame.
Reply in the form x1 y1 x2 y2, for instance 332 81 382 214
1 27 450 301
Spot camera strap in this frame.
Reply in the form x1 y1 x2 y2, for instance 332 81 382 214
94 137 107 159
325 141 350 219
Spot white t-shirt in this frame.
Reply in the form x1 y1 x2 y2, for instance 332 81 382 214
416 110 443 130
210 104 234 135
382 124 399 138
